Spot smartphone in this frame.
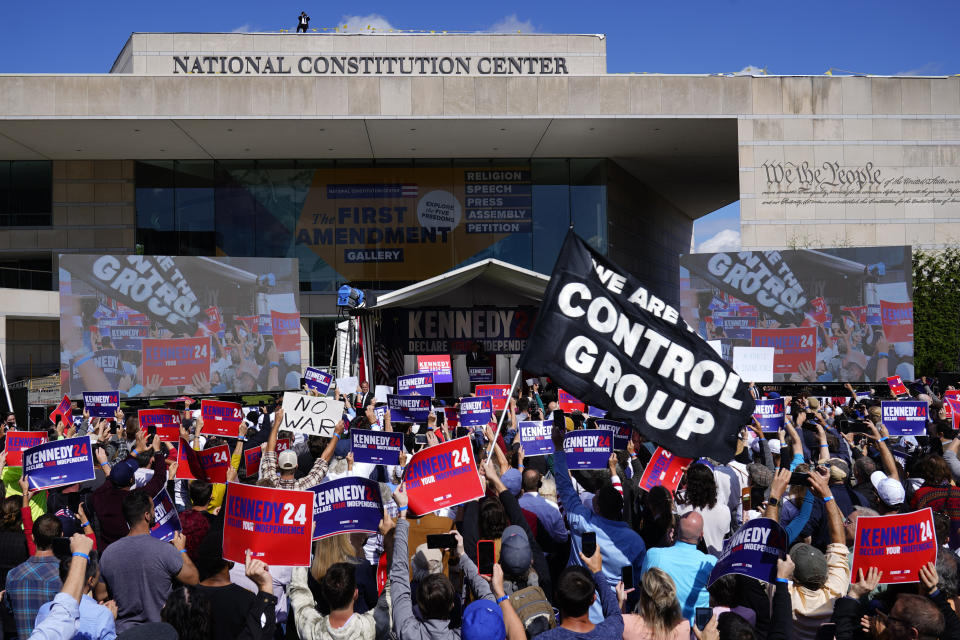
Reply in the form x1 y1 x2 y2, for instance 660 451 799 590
414 434 428 448
621 565 634 589
427 534 457 550
789 472 810 486
67 493 82 514
477 540 495 576
581 531 597 558
695 607 713 631
456 427 469 439
51 537 72 558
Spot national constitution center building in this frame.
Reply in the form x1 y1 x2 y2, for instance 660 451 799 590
0 31 957 380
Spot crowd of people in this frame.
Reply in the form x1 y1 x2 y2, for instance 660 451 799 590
1 375 960 640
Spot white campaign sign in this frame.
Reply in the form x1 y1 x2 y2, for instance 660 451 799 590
375 385 393 403
731 346 775 383
336 376 359 395
281 392 342 437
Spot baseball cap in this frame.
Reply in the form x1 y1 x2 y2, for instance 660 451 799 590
870 471 905 506
768 439 782 454
499 525 532 575
461 599 506 640
790 543 828 590
109 457 139 487
277 449 298 471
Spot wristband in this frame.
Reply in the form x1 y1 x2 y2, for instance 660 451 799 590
496 594 509 604
775 577 789 584
820 444 829 447
878 352 889 359
823 495 834 503
930 588 942 598
879 436 888 442
72 552 90 561
180 549 188 554
333 433 341 441
80 521 90 528
397 506 408 512
100 462 109 468
269 361 280 368
518 464 524 471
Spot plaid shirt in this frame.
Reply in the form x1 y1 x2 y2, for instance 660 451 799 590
260 450 330 490
6 555 62 637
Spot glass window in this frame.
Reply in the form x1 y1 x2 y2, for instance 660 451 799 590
135 161 176 255
0 161 52 226
175 161 215 255
532 160 570 274
571 159 607 254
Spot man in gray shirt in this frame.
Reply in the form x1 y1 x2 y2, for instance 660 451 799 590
100 490 199 632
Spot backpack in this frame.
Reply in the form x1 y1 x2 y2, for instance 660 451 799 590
508 586 556 638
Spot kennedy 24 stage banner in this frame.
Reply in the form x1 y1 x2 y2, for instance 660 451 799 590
82 391 119 419
708 518 787 586
142 337 212 387
751 327 816 375
852 508 936 584
5 431 48 467
754 398 785 433
518 232 755 462
474 385 511 412
388 394 432 422
403 436 485 513
150 489 182 543
397 373 435 397
458 396 493 427
23 437 96 490
224 482 313 566
303 367 333 394
309 476 383 540
518 420 555 456
417 355 453 383
637 447 693 493
881 400 927 436
200 400 244 438
351 429 403 466
563 429 613 470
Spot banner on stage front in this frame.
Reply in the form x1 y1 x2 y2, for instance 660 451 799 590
223 482 313 566
417 355 453 383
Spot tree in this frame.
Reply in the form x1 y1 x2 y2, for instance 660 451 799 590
913 248 960 375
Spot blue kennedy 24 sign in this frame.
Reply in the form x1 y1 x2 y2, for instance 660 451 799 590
23 437 96 490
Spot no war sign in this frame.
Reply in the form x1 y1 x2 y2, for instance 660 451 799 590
351 429 403 466
852 508 936 584
23 437 96 490
754 398 785 433
563 429 612 470
403 436 484 513
881 400 927 436
281 392 342 437
309 476 383 540
223 482 313 566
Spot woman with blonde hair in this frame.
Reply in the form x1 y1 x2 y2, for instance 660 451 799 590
307 532 380 614
620 568 690 640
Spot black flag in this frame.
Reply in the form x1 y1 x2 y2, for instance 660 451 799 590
679 250 807 325
518 232 755 462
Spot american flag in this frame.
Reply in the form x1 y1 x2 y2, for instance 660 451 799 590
401 184 418 198
375 340 404 386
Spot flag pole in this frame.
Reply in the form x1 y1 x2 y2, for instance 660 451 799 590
486 369 522 463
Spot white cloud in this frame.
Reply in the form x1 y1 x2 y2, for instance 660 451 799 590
894 62 941 76
698 229 741 253
488 14 536 33
338 13 395 32
231 24 253 33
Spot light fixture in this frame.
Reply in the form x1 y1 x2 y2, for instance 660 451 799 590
337 285 366 309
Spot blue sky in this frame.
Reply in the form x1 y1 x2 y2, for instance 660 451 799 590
1 0 956 250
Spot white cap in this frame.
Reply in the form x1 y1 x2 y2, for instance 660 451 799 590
278 449 298 470
768 439 782 454
870 470 905 506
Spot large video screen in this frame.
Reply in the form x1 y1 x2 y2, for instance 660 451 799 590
679 247 913 383
59 256 301 398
